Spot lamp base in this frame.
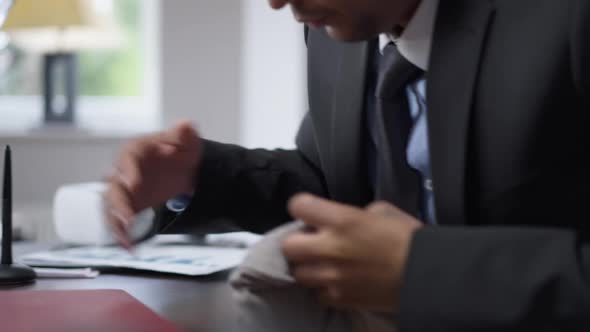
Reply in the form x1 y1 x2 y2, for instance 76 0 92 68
43 53 78 124
0 263 36 286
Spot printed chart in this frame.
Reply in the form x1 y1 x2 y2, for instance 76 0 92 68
22 245 248 276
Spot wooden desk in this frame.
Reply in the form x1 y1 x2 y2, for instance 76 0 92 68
8 243 237 332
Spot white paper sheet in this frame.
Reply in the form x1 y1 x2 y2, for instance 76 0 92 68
33 267 100 279
22 245 248 276
204 232 262 248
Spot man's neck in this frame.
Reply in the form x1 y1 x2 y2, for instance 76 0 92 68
395 0 423 33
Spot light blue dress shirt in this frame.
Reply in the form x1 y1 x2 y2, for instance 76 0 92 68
405 78 436 224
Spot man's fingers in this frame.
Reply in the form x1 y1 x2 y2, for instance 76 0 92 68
366 200 402 217
268 0 289 10
104 179 137 248
282 231 340 263
107 207 132 249
117 151 144 192
288 193 364 228
366 201 424 228
294 263 375 309
292 262 342 287
317 286 347 308
112 224 133 250
105 178 136 221
160 120 199 147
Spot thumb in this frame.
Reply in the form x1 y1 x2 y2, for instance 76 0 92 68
365 201 403 217
163 120 199 146
366 201 423 229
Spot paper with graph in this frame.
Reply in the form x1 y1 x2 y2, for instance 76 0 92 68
21 245 248 276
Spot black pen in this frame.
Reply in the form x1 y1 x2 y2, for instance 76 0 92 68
0 144 36 285
2 145 12 265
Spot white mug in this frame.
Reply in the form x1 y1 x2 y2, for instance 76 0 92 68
53 182 155 245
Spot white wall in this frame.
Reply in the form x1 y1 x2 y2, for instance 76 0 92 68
240 1 306 149
160 0 242 144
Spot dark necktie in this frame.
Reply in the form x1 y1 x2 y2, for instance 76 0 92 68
372 43 423 216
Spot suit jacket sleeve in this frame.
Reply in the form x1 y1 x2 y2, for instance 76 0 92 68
155 112 328 234
398 227 590 331
399 1 590 330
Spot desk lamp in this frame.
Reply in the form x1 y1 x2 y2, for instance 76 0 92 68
2 0 124 125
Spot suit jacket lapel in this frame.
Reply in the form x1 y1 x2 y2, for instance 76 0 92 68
327 41 372 206
428 0 495 225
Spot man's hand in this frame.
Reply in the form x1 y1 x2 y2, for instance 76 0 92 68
282 193 422 312
104 121 202 248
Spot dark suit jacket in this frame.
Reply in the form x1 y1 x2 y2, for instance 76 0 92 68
161 0 590 330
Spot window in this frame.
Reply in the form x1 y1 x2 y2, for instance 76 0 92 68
0 0 159 132
79 0 143 97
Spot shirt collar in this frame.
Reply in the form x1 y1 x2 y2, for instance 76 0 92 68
379 0 439 71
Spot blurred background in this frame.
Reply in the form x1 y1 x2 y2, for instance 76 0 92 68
0 0 306 241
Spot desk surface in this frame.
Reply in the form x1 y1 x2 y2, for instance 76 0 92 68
8 243 236 332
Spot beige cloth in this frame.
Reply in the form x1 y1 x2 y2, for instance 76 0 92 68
229 221 398 332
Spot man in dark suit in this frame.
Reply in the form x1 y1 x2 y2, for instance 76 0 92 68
106 0 590 330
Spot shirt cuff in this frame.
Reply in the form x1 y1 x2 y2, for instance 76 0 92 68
165 194 193 213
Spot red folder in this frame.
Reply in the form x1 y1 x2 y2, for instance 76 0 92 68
0 289 182 332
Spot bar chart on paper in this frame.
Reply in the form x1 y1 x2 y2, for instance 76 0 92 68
21 245 248 276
